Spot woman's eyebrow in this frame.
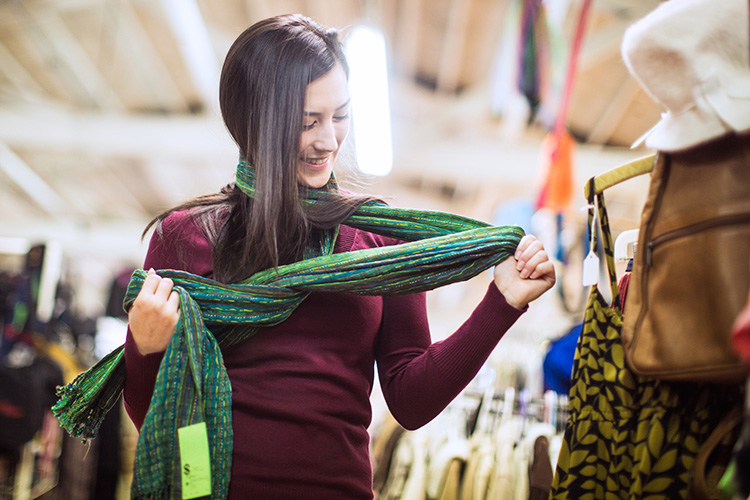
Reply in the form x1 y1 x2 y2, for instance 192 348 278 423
304 99 351 116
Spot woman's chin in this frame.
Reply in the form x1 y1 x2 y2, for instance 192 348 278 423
297 169 333 189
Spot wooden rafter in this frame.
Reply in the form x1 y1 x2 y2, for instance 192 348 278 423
586 76 641 145
0 217 149 261
0 40 45 100
395 0 422 76
464 0 511 85
160 0 220 113
115 0 190 112
0 141 70 216
0 107 236 161
15 2 124 110
578 17 631 71
436 0 472 92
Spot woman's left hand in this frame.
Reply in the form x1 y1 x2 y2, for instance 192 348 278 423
493 234 556 310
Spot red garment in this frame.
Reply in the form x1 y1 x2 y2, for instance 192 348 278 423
732 292 750 365
617 272 631 314
123 210 524 499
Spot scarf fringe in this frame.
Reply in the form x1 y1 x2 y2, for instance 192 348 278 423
51 346 126 441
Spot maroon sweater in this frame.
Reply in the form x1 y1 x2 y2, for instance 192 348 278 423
123 210 524 499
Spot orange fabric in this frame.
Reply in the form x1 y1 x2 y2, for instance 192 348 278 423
537 130 574 211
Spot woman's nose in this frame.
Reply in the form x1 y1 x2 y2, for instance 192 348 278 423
313 122 338 152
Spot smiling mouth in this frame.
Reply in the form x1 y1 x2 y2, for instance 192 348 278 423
301 156 330 168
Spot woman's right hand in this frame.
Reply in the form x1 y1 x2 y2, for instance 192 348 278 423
128 268 180 355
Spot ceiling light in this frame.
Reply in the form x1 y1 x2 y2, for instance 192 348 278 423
345 26 393 177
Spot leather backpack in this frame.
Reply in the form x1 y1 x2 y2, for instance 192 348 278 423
621 133 750 383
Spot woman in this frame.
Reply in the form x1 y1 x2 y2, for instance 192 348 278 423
124 13 555 499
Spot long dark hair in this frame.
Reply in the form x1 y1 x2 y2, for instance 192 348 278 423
145 14 380 283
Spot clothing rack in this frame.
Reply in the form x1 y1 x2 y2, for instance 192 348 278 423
583 153 655 199
461 386 569 437
373 378 568 500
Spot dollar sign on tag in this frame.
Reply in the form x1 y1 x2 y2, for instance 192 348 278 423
178 422 211 499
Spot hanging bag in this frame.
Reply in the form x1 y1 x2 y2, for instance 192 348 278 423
621 135 750 383
550 179 742 499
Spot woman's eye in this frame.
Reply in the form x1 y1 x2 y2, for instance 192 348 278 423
302 121 316 131
333 114 349 122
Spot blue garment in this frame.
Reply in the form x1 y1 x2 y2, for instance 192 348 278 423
543 323 582 394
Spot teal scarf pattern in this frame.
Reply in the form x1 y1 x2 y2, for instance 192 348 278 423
53 161 525 499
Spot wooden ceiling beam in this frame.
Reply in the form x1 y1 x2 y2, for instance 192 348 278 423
467 0 511 85
96 157 155 217
160 0 221 113
0 107 237 161
586 76 640 145
577 18 630 71
0 40 45 100
0 141 71 216
394 0 422 76
0 0 103 23
27 0 107 11
116 0 190 112
104 157 171 215
436 0 472 93
0 218 149 262
16 2 125 110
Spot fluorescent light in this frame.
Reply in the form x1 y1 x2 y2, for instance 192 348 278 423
346 26 393 176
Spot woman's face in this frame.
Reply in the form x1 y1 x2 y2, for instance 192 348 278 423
297 62 351 188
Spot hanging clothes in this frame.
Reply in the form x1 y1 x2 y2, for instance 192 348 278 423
528 433 553 500
535 0 592 216
372 361 570 500
550 185 744 499
543 323 582 395
516 0 550 119
459 420 496 500
372 416 408 496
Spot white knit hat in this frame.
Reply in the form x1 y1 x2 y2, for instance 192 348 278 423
621 0 750 152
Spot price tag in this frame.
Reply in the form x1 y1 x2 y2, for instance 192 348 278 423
582 250 599 287
178 422 212 499
582 200 600 287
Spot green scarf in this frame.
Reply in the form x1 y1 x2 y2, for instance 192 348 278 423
53 161 525 499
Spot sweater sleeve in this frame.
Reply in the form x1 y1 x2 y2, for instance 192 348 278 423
123 210 214 430
375 282 524 430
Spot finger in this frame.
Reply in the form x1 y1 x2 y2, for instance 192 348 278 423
514 235 535 259
529 258 555 281
518 239 544 261
520 250 548 278
153 277 175 302
513 236 531 269
166 290 181 312
139 272 162 295
516 239 543 272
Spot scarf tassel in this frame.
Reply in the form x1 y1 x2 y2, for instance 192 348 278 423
52 346 126 441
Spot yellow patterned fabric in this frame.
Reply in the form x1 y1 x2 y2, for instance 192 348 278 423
550 187 741 500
